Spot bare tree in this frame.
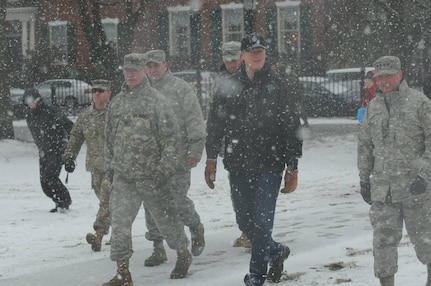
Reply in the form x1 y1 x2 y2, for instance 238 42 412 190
0 1 14 140
76 0 147 75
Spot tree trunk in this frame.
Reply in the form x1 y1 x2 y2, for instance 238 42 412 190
0 2 14 140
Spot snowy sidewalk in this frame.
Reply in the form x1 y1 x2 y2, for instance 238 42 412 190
1 118 429 285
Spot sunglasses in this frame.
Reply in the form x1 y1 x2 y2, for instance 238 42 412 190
92 88 106 93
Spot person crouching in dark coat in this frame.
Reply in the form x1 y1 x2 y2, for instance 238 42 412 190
23 88 73 212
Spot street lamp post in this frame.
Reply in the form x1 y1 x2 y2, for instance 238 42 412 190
418 38 425 89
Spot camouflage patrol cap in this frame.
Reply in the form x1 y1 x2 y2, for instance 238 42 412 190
373 56 401 77
145 50 166 65
222 41 241 61
123 53 146 71
91 79 111 91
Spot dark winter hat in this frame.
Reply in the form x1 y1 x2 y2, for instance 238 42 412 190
365 70 375 80
222 41 241 61
241 33 267 52
373 56 401 77
91 79 111 91
144 50 166 65
22 88 41 105
123 53 146 71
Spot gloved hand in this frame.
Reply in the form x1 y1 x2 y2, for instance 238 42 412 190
105 171 114 184
64 158 76 173
281 170 298 193
188 157 200 167
154 173 167 189
360 181 372 205
204 159 217 189
410 176 427 195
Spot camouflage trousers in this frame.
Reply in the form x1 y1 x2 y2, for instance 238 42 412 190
91 171 111 235
109 173 189 261
144 170 201 241
370 198 431 278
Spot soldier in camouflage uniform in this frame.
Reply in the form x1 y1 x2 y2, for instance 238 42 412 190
63 79 112 252
143 49 206 266
102 53 192 286
358 56 431 286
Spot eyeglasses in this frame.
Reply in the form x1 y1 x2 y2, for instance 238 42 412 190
92 88 106 93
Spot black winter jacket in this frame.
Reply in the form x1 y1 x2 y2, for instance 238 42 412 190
206 63 302 174
26 103 73 157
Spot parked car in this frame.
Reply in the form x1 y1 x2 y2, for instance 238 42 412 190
300 76 360 117
35 79 92 110
326 67 375 97
173 70 217 116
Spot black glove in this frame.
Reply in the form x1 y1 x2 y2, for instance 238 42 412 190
64 158 76 173
154 173 167 189
410 176 427 195
360 181 372 205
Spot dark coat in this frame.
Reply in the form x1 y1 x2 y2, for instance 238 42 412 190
206 63 302 174
26 103 73 157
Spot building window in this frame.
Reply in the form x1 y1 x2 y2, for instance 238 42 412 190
48 21 69 65
168 6 191 57
276 1 301 60
221 4 244 43
102 18 119 52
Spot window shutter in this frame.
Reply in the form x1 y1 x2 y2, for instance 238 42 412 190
300 5 312 63
265 7 277 58
40 24 49 49
190 11 201 65
67 24 76 64
210 9 222 62
158 11 169 53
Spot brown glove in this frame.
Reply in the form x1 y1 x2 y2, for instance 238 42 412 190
204 159 217 189
281 170 298 193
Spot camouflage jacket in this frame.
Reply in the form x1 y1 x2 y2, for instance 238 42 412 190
152 71 205 171
63 105 107 173
104 78 180 179
358 80 431 202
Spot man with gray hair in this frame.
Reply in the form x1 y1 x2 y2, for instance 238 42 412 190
358 55 431 286
103 53 192 286
211 41 251 249
221 41 243 74
143 49 206 266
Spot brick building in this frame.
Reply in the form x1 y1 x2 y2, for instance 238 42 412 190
5 0 327 84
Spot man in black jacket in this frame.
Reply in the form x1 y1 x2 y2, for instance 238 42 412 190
23 88 73 212
205 33 303 286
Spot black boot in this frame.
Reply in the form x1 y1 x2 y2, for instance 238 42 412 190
267 245 290 283
379 275 394 286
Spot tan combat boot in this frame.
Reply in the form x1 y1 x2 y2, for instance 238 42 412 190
144 240 167 267
170 248 192 279
233 232 252 248
86 232 104 252
102 259 133 286
380 275 394 286
190 222 205 256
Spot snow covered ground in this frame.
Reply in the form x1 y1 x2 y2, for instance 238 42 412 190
0 118 428 286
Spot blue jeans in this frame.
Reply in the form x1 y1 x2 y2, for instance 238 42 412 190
229 172 283 283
